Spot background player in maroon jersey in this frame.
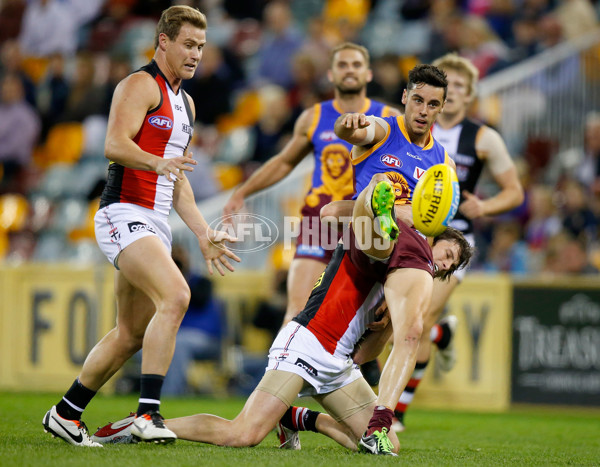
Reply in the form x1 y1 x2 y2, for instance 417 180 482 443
223 42 400 327
42 6 239 447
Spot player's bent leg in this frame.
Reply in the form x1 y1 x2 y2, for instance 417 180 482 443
282 258 327 325
79 279 155 390
352 174 396 261
166 370 303 447
314 377 399 453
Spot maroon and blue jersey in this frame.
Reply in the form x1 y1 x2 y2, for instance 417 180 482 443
352 116 449 206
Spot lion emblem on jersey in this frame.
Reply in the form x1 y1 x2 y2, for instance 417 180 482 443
386 171 412 205
305 143 354 208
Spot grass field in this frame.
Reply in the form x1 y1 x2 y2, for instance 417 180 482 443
1 391 598 466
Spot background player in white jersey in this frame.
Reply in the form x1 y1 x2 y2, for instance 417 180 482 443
42 6 239 447
391 54 524 430
223 43 400 328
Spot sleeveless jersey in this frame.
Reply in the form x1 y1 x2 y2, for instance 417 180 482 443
432 118 484 234
352 116 449 205
293 223 433 359
301 98 391 216
100 60 194 217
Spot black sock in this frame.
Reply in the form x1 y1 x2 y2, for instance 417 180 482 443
436 321 453 350
55 378 96 421
137 374 164 415
280 406 320 433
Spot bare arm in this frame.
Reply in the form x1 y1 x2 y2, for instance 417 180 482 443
104 73 197 181
223 108 314 216
460 127 524 219
173 176 240 275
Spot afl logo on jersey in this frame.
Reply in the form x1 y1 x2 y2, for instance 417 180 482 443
381 154 402 168
148 115 173 130
319 130 337 141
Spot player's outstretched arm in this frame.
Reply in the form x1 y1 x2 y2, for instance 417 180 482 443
223 108 315 216
333 113 388 147
174 175 240 275
460 127 524 219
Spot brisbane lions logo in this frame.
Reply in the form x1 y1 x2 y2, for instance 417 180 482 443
386 171 412 205
305 143 354 208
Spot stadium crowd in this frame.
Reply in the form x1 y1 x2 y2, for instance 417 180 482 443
0 0 600 276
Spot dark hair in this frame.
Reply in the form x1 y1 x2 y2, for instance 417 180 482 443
154 5 207 49
407 64 448 101
432 227 474 280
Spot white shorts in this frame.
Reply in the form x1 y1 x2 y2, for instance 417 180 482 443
266 322 363 397
94 203 172 268
453 232 475 282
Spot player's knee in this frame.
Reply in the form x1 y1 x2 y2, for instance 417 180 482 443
160 285 191 318
235 429 265 447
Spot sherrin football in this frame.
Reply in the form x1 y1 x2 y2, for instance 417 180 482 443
411 164 460 237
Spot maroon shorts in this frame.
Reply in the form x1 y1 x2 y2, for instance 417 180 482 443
294 214 343 264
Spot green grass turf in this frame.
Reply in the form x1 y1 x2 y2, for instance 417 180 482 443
1 391 598 466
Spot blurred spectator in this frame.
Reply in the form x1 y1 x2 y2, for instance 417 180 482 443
0 40 36 106
183 43 235 125
85 0 139 53
543 232 599 274
246 85 294 167
288 52 325 112
58 51 105 122
559 178 598 242
162 244 224 397
423 7 464 63
0 73 41 193
553 0 599 40
35 53 70 137
524 184 562 250
99 54 132 116
573 112 600 196
185 123 221 201
18 0 105 58
0 0 26 46
252 0 303 89
483 221 530 274
458 15 509 78
367 54 407 109
298 17 333 80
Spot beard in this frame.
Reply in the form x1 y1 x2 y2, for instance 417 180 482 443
335 82 364 96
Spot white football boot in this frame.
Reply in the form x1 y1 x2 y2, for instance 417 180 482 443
42 406 102 447
130 411 177 444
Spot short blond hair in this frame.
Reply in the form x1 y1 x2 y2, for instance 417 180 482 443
154 6 207 49
329 42 370 67
432 53 479 98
